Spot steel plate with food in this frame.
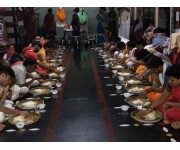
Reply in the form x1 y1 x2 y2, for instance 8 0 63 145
15 98 44 110
117 70 134 77
56 66 65 72
126 85 146 93
29 87 51 96
49 62 56 67
41 79 58 86
49 59 57 63
49 72 61 78
125 78 143 85
111 64 124 69
131 110 162 123
125 96 150 107
8 112 40 125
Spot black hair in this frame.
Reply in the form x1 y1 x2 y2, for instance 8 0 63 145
165 64 180 79
136 38 147 46
111 33 119 42
136 49 150 60
73 7 79 13
143 53 154 64
14 44 23 54
44 41 53 49
116 41 125 49
4 65 15 78
0 64 15 78
31 41 42 49
100 7 106 11
146 55 163 69
48 8 52 13
154 27 165 34
23 58 37 67
126 41 136 48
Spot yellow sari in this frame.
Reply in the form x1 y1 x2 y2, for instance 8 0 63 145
37 47 50 66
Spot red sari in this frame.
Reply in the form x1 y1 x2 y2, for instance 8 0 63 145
163 86 180 123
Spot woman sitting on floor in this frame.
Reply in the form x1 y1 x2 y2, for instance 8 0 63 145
139 64 180 129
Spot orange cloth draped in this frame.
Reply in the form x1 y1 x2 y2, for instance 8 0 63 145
145 86 173 104
56 8 67 23
135 65 147 75
145 86 161 103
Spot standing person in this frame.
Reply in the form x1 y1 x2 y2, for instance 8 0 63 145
56 7 67 25
23 8 36 45
96 7 108 45
78 8 88 30
16 8 26 46
108 7 117 36
43 8 56 37
71 7 80 36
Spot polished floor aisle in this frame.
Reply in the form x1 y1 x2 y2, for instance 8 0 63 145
46 47 111 141
0 45 179 142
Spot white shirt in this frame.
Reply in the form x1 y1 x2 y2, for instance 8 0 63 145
10 84 21 101
12 64 27 85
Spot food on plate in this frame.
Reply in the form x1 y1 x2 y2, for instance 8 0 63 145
8 112 40 125
30 87 51 96
131 110 162 123
16 99 44 109
41 79 58 86
127 87 144 93
126 79 142 84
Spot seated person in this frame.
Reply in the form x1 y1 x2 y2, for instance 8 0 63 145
140 56 172 103
139 64 180 129
37 41 53 67
23 41 58 73
10 56 40 88
0 65 29 132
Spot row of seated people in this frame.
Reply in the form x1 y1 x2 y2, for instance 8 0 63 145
100 35 180 129
0 36 61 132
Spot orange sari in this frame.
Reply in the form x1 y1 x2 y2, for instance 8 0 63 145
135 65 147 75
56 8 67 23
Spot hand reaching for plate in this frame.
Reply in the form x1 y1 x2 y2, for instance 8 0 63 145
163 102 175 112
19 111 30 118
137 108 151 117
138 90 147 99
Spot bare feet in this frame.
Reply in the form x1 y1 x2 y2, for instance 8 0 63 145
0 124 6 132
171 121 180 129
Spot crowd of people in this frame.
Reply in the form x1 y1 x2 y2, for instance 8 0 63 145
0 35 63 132
96 22 180 129
0 7 180 133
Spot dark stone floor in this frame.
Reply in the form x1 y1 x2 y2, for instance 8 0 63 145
0 45 179 142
